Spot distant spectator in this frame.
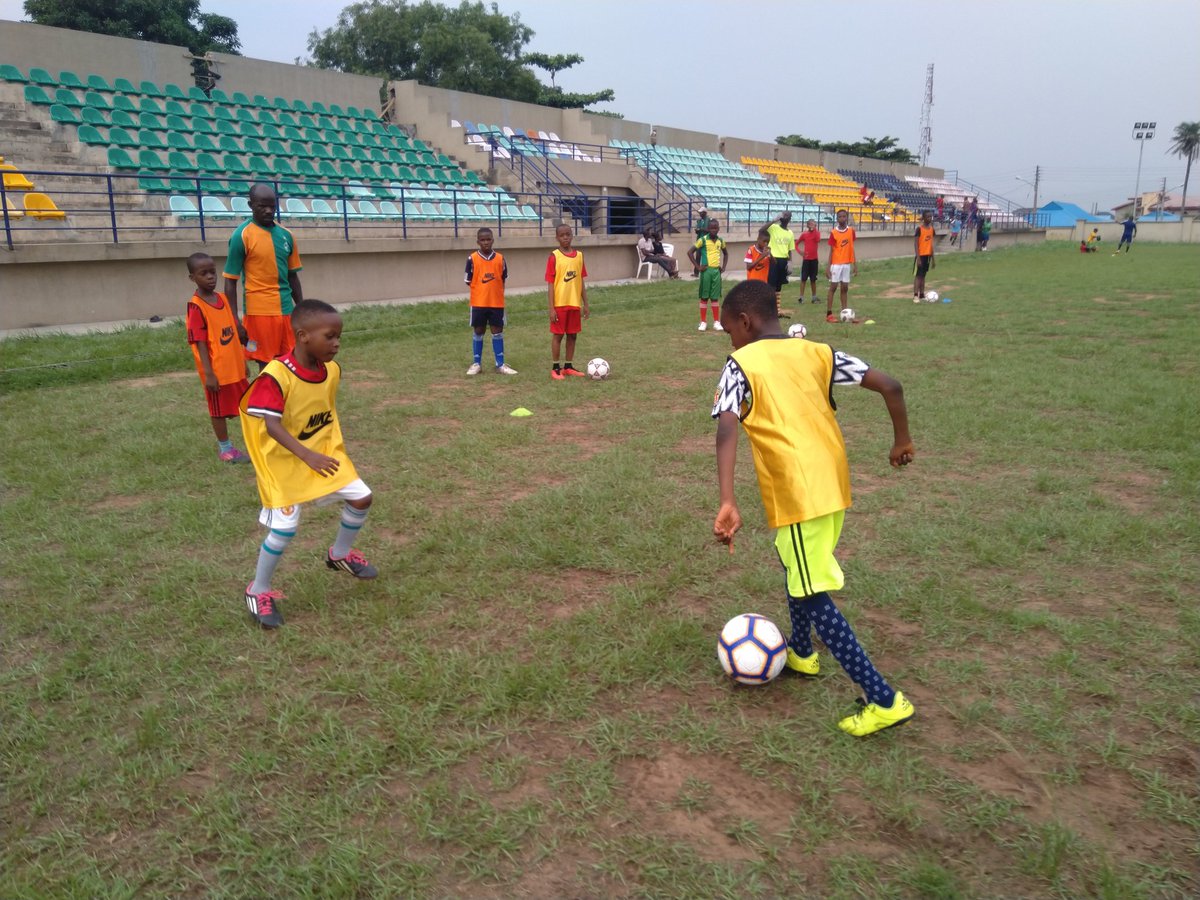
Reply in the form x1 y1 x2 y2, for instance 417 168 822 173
1115 216 1136 253
765 212 795 318
637 227 679 278
977 217 992 251
795 218 822 304
692 206 710 275
935 194 945 221
1085 227 1102 251
949 216 962 247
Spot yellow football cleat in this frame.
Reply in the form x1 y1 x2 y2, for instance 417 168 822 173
838 691 915 737
785 648 820 676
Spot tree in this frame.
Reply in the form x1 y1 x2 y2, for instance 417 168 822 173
308 1 613 109
523 51 613 108
23 0 240 54
522 52 581 89
1168 121 1200 218
776 132 917 163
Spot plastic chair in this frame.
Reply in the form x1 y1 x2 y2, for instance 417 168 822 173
169 195 199 217
21 192 65 219
77 124 107 145
2 194 24 219
0 64 27 83
1 165 35 190
201 196 234 218
28 67 56 86
50 103 81 124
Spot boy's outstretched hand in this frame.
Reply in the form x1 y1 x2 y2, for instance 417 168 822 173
890 441 915 467
303 450 341 477
714 502 742 554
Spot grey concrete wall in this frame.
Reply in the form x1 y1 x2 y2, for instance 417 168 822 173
210 54 382 112
1045 217 1200 244
0 20 192 87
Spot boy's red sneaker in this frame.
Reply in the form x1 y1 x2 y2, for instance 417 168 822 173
562 365 586 377
550 368 565 380
826 314 839 323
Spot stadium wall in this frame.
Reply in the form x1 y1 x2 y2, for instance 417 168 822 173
1045 217 1200 244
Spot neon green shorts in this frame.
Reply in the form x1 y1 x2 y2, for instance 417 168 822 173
698 268 723 300
774 510 846 598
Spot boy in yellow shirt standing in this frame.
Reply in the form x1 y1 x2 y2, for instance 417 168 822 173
545 223 590 379
239 300 378 629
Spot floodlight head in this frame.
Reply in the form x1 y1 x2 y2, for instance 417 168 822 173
1147 131 1155 139
1149 122 1157 129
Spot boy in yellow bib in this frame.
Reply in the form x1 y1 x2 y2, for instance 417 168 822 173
711 280 916 736
239 300 377 628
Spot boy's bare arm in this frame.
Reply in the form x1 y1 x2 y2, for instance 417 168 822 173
714 412 742 550
263 415 340 476
195 341 218 391
860 368 914 467
223 278 249 344
581 284 589 319
547 283 556 322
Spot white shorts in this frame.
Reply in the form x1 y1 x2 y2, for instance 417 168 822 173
258 478 372 530
828 264 853 284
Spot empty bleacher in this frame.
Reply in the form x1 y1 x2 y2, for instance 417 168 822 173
904 174 1004 216
741 157 904 221
1 63 544 235
837 168 938 215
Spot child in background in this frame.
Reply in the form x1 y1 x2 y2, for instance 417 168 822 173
546 223 589 379
688 218 728 332
913 210 936 301
948 216 962 247
712 279 916 736
465 227 518 376
826 209 857 322
185 251 251 464
795 218 822 304
744 228 771 283
239 299 378 629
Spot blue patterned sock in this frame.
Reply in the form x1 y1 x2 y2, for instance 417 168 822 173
786 593 814 656
250 527 294 595
492 333 505 367
217 438 233 455
472 333 484 365
801 592 895 707
331 503 369 559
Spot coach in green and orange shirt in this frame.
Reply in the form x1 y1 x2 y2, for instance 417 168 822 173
223 183 303 368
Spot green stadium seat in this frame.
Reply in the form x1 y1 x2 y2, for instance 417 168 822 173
106 147 137 169
266 138 288 157
138 175 172 192
138 149 169 171
57 70 85 89
295 113 316 129
84 91 111 110
166 114 191 132
29 67 56 86
290 98 309 112
192 117 216 135
413 166 432 182
82 107 109 126
369 148 388 164
328 103 345 117
112 94 137 113
222 153 250 176
296 159 319 178
187 86 209 102
139 80 163 97
53 88 82 107
277 110 298 127
163 83 187 100
195 152 222 173
249 157 273 177
317 160 339 179
215 119 238 137
209 89 230 104
137 111 165 130
231 91 251 106
316 115 334 131
273 157 298 177
77 124 107 145
167 131 191 151
281 125 303 141
272 96 290 110
309 142 332 160
396 166 416 182
188 102 212 119
242 136 266 155
168 150 197 172
465 170 484 185
376 164 399 181
330 144 351 162
350 146 370 163
338 161 359 179
235 106 255 124
218 135 242 153
213 106 233 122
445 169 468 185
305 100 325 115
50 103 81 124
108 126 138 147
167 175 198 193
137 128 165 150
200 178 233 194
252 94 270 108
290 140 312 158
0 64 27 82
113 77 138 94
256 109 278 126
238 121 262 139
260 123 283 141
138 97 164 115
170 195 199 217
125 115 154 135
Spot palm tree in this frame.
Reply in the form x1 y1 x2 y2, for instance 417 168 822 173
1168 121 1200 217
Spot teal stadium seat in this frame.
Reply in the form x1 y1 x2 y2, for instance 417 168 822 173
213 106 233 122
110 109 136 129
232 91 251 106
170 195 200 217
257 109 278 126
138 175 171 192
187 86 209 102
138 149 169 171
310 199 338 218
222 154 251 177
266 138 288 157
29 67 56 86
283 198 314 219
139 80 163 97
253 94 271 108
138 97 164 115
106 147 137 169
216 119 238 137
242 136 266 155
209 89 231 104
138 129 165 149
290 98 309 112
249 157 273 178
188 102 211 119
272 96 290 110
84 91 110 110
0 64 27 82
57 70 85 89
53 88 82 107
192 117 216 135
113 77 137 94
235 107 256 124
112 94 137 113
50 103 81 124
201 196 234 218
77 124 107 145
231 196 251 216
218 134 242 153
138 112 166 131
261 124 284 141
163 83 188 101
193 133 218 153
169 150 197 172
166 114 191 132
108 127 137 147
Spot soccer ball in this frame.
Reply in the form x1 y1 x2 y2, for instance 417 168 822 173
787 322 807 339
717 614 787 685
586 357 610 380
924 290 939 303
839 308 855 322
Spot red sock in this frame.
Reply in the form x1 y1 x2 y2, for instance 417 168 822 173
699 303 707 322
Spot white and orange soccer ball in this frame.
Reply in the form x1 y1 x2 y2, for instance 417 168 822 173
717 614 787 685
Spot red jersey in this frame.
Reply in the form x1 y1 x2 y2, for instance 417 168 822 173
743 245 770 281
795 229 821 260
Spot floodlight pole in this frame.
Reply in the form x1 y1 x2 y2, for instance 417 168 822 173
1131 121 1155 219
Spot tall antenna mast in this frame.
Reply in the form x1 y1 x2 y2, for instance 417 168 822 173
918 63 934 167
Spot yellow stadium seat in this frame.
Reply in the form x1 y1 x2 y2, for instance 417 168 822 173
23 192 67 219
1 164 35 190
2 194 24 218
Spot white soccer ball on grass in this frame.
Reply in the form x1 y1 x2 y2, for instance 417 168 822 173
924 290 939 303
717 614 787 685
839 308 855 322
586 357 610 380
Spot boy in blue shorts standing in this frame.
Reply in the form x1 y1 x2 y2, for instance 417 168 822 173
465 227 517 376
711 280 916 736
687 218 728 332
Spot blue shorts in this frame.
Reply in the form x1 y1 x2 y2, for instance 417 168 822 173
470 307 505 329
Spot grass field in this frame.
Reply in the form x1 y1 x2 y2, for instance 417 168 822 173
2 242 1198 897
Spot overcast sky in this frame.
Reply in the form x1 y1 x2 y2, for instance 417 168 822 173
4 0 1197 211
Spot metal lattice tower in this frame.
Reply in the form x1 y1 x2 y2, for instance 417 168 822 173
918 64 934 166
